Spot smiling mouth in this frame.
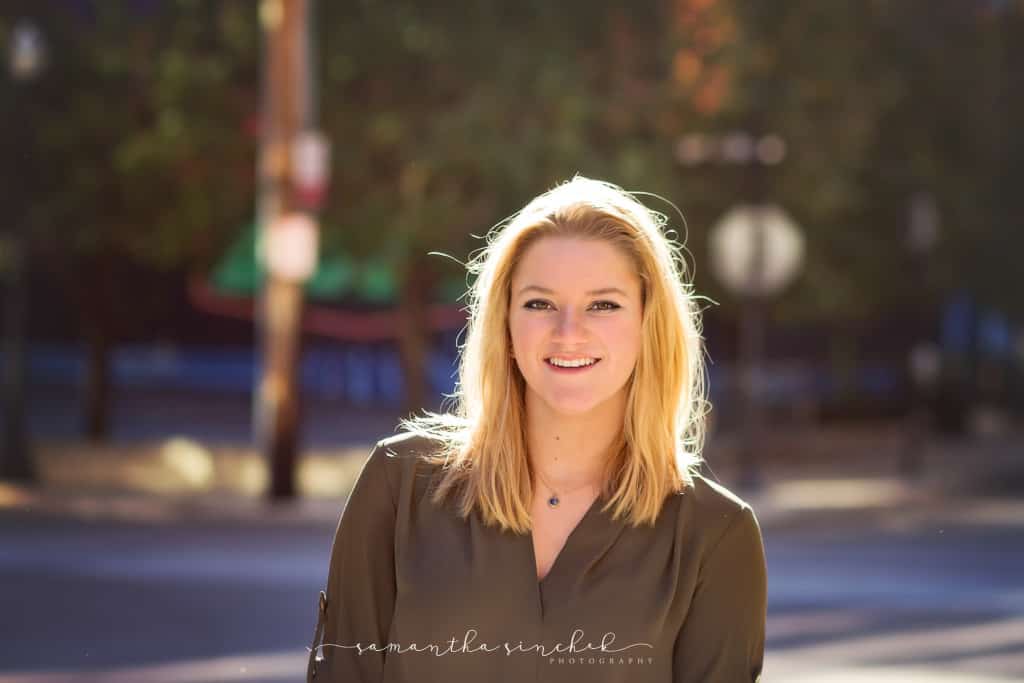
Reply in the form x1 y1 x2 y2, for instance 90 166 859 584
545 358 601 370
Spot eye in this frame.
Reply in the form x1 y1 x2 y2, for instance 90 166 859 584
590 301 620 311
522 299 620 311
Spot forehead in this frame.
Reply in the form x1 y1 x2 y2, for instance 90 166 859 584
511 237 640 294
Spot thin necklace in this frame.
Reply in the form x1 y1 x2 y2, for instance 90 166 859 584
533 464 598 509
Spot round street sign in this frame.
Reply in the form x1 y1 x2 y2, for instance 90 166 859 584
262 213 319 283
709 204 804 297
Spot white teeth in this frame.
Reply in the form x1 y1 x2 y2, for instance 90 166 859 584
548 358 597 368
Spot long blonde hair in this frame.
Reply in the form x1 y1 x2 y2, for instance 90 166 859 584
398 176 709 533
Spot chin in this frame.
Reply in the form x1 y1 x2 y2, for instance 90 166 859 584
541 392 614 417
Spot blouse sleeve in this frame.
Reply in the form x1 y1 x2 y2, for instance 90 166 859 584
307 442 398 682
672 505 767 683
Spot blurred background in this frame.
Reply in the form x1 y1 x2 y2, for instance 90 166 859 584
1 1 1022 681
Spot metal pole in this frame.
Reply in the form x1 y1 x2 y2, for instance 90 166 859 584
736 140 768 491
1 20 44 483
1 235 34 482
737 210 766 491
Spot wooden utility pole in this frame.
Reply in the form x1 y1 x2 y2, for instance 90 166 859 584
257 0 324 500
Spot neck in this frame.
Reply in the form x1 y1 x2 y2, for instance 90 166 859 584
524 388 626 492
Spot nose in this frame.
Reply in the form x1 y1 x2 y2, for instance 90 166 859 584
552 308 588 343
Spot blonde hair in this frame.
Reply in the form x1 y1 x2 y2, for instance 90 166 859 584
398 175 709 533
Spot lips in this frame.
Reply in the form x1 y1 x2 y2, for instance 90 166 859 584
545 357 601 370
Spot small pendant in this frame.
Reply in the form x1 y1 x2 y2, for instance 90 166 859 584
547 495 560 508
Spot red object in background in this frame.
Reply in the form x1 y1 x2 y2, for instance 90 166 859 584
292 184 326 211
243 113 261 139
291 131 330 211
187 274 467 343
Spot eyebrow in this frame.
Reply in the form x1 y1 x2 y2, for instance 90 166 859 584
516 285 629 297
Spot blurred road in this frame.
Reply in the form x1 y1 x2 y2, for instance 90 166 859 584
764 510 1024 681
9 375 1024 681
1 494 1022 682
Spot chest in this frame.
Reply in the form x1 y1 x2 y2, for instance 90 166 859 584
388 489 696 659
530 493 596 581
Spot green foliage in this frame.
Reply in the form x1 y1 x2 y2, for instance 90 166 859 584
705 0 1023 322
3 1 259 272
5 0 1021 322
313 0 713 295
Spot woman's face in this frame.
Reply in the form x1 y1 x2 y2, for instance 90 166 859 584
508 236 644 418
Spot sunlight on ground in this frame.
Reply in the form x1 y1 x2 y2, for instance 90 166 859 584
160 438 215 489
767 613 1024 682
33 440 366 499
0 482 35 508
767 665 1020 683
298 453 367 498
767 478 913 510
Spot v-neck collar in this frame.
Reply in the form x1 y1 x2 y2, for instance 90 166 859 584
536 494 602 586
526 493 629 618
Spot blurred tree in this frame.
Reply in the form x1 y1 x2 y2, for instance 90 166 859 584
312 0 741 413
4 0 1020 435
706 0 1022 412
1 1 259 439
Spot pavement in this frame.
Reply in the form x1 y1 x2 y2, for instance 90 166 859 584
0 419 1020 529
1 420 1022 683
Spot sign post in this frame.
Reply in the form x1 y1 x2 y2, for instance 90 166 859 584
710 203 804 489
256 0 328 500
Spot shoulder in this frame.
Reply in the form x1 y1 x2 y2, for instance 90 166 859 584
365 431 448 492
683 473 754 519
374 430 445 458
675 474 762 554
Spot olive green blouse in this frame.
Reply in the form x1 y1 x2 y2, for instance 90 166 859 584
306 432 766 682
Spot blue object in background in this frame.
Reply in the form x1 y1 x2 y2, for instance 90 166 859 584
343 345 378 404
978 309 1013 361
941 291 974 356
374 347 404 404
25 340 909 414
27 341 462 408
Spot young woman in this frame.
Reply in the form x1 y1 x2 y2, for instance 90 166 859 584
306 177 767 682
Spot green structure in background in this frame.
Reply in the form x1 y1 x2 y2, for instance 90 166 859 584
211 222 465 305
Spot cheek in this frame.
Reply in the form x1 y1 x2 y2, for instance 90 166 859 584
508 311 541 351
604 315 643 357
